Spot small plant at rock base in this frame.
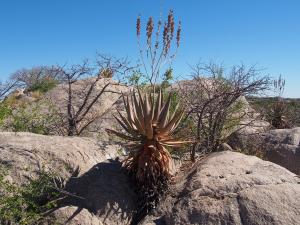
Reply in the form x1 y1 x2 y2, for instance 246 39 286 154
106 90 188 225
0 102 12 125
4 101 59 135
0 165 64 225
267 97 290 129
267 76 290 129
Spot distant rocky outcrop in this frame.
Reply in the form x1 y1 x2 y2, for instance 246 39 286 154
5 88 37 103
3 78 131 138
44 78 130 138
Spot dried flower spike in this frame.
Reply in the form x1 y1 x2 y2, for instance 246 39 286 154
167 10 175 40
146 17 154 45
136 15 141 37
176 21 182 48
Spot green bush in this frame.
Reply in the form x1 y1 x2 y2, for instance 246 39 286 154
0 102 12 125
161 68 173 89
27 77 58 93
3 101 59 135
0 165 61 225
126 70 147 87
10 105 48 134
126 68 174 91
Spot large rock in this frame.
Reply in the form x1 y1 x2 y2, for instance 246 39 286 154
0 132 120 183
1 133 299 225
144 151 300 225
53 206 103 225
0 132 135 225
45 78 130 139
229 127 300 175
264 127 300 175
265 127 300 146
52 159 137 225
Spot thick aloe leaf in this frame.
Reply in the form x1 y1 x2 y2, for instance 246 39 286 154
113 115 133 135
131 101 146 135
159 110 183 136
106 129 138 141
158 94 171 127
137 89 145 110
133 92 145 129
153 90 162 123
117 110 136 132
143 93 154 139
160 140 193 147
149 93 155 121
124 95 135 125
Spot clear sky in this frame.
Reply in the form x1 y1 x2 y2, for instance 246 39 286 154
0 0 299 97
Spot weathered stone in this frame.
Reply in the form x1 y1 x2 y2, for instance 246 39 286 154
0 132 120 183
56 160 137 225
44 78 130 139
0 132 135 225
52 206 103 225
264 127 300 175
143 151 300 225
230 127 300 175
265 127 300 146
1 132 299 225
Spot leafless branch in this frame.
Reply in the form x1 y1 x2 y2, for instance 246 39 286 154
51 55 131 136
179 62 271 161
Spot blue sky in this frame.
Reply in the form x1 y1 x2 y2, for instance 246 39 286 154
0 0 299 97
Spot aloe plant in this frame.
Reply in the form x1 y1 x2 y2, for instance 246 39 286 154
106 89 188 222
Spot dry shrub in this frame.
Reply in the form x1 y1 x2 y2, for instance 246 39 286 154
179 63 270 161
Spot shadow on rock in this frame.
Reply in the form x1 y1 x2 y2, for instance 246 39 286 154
51 158 137 224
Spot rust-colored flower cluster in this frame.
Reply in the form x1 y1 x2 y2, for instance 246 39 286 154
136 10 181 55
136 15 141 37
146 17 154 45
176 21 181 48
135 10 182 85
162 10 179 55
